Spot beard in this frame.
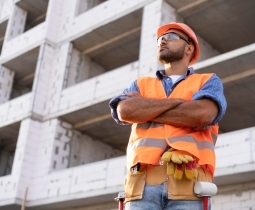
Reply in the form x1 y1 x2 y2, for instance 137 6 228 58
158 43 186 64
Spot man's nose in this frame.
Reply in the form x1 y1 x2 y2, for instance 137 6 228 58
159 37 167 45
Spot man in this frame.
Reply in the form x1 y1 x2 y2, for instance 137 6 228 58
109 22 227 210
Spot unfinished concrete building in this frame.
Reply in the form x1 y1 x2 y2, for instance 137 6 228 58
0 0 255 209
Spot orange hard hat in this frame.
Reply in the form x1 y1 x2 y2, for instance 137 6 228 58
157 22 199 65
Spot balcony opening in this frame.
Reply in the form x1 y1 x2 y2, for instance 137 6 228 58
183 0 255 54
76 0 107 16
16 0 49 33
0 122 20 177
50 119 126 171
65 8 143 88
67 129 125 168
0 19 8 56
60 100 131 167
3 47 40 100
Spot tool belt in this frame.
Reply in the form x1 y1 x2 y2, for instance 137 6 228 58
124 162 212 203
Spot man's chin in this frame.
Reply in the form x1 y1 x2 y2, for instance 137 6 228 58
158 58 170 65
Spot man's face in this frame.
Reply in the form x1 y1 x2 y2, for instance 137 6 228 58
157 29 189 64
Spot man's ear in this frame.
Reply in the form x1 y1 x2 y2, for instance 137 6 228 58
187 44 195 55
186 44 195 61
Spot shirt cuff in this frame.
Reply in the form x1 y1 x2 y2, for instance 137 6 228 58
109 95 131 125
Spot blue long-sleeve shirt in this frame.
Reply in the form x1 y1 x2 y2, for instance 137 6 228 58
109 67 227 126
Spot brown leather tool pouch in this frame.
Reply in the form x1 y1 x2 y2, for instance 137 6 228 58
146 164 168 185
167 166 212 200
124 172 146 203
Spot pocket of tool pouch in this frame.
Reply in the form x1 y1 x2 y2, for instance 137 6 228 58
125 172 146 200
167 167 212 199
167 175 195 198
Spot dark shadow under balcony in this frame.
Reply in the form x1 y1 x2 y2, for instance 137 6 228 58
0 122 20 177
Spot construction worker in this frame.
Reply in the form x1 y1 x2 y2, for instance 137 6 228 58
109 22 227 210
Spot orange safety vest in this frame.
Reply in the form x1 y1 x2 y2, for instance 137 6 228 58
127 73 218 177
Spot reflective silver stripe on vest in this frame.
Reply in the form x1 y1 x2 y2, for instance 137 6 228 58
168 136 215 151
129 138 167 150
211 132 217 145
137 122 164 130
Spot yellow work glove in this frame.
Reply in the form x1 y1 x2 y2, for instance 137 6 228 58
161 149 198 180
161 149 194 164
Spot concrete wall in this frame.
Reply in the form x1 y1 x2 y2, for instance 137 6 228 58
0 93 31 127
65 46 106 88
50 119 124 171
216 127 255 168
58 61 139 116
0 0 14 21
69 130 124 167
212 182 255 210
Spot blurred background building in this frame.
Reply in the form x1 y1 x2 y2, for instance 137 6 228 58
0 0 255 209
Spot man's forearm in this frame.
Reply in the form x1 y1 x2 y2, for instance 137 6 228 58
151 99 219 127
117 97 185 123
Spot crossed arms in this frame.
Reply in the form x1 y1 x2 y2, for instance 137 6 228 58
117 92 219 128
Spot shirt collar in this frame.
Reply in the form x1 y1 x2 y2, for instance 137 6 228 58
156 67 194 80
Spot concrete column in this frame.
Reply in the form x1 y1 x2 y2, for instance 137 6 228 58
139 0 180 76
31 43 55 117
45 42 72 115
11 118 41 200
1 4 27 56
4 4 26 42
31 42 72 117
12 118 72 199
44 0 63 43
0 65 14 104
55 0 80 41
